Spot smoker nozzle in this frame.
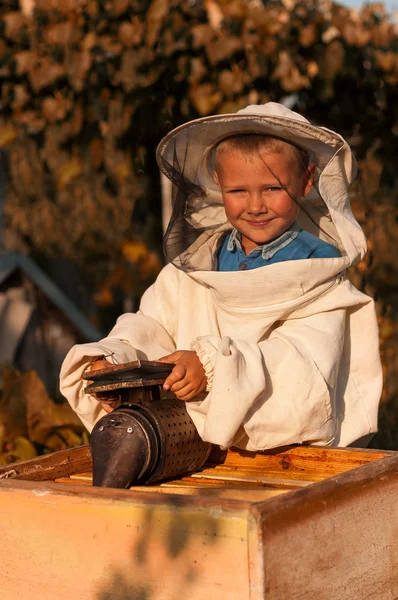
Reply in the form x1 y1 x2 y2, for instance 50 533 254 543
90 406 159 488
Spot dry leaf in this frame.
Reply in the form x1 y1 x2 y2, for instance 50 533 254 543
205 34 241 66
219 66 246 95
0 124 18 148
23 370 83 444
205 0 224 29
45 428 83 452
146 0 170 47
68 50 92 93
189 83 222 115
281 0 297 9
374 51 398 73
307 61 319 78
371 22 394 48
113 159 133 184
98 34 123 57
139 251 162 278
191 24 215 49
260 38 279 57
42 95 72 123
44 21 81 47
299 23 318 48
57 158 85 190
0 437 37 464
20 0 35 17
322 25 340 44
36 0 83 11
188 57 207 84
342 22 371 47
0 39 7 62
29 59 66 93
319 39 345 98
69 101 84 136
13 50 38 76
94 286 114 307
13 110 46 132
272 51 310 92
107 0 129 17
2 12 27 43
119 21 140 47
0 368 29 441
11 85 30 111
122 240 149 263
89 138 104 168
81 31 97 51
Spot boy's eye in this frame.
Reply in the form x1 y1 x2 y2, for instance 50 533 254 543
226 187 282 193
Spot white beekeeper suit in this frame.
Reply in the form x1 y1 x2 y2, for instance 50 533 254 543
60 103 382 450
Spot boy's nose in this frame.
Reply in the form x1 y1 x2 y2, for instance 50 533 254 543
247 192 267 214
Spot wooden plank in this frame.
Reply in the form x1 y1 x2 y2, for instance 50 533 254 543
69 471 311 488
0 444 391 486
69 471 92 481
190 472 312 488
0 477 253 511
55 479 289 501
0 445 91 481
0 480 252 600
55 478 90 486
247 452 398 599
207 445 393 481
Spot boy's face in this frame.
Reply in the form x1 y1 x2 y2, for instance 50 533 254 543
214 150 313 254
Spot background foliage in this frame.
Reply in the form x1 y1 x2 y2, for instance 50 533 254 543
0 0 397 449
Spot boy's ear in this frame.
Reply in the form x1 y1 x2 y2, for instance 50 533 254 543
213 170 220 186
302 163 316 197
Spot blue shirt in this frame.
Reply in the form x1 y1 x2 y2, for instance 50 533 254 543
217 223 341 272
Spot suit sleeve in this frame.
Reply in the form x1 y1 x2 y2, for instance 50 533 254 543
189 309 346 450
59 264 180 431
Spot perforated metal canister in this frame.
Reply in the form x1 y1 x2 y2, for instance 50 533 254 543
90 399 211 488
135 399 212 484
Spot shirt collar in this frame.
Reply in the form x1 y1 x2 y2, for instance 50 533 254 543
227 221 300 261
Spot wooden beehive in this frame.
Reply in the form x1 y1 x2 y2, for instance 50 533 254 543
0 443 397 599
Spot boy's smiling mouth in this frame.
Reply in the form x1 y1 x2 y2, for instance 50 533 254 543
244 218 274 226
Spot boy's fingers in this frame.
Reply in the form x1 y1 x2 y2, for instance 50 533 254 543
89 357 112 372
163 364 187 390
158 352 183 363
174 384 195 399
175 377 207 400
178 392 195 401
177 386 206 401
170 378 191 393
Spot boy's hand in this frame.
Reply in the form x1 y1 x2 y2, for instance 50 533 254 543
158 351 207 401
87 357 120 413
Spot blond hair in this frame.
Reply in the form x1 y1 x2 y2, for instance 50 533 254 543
213 134 310 173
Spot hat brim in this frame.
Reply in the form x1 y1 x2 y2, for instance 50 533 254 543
156 113 346 190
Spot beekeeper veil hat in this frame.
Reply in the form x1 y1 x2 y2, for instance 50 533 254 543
156 102 366 272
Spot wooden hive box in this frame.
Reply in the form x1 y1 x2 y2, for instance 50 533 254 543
0 444 397 599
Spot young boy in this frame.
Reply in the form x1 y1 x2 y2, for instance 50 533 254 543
60 102 381 450
157 133 342 401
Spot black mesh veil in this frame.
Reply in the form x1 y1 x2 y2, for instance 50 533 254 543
156 110 352 272
159 138 226 271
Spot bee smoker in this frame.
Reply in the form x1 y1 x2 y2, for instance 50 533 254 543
85 360 212 489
